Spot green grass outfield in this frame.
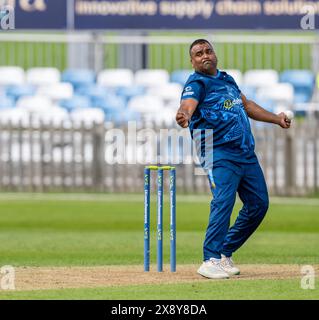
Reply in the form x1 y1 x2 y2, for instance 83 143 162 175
0 193 318 300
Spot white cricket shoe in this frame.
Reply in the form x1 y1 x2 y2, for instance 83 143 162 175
220 254 240 275
197 258 229 279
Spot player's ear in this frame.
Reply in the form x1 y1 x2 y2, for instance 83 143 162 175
190 57 194 68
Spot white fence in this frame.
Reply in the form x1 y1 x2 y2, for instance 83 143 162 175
0 118 318 195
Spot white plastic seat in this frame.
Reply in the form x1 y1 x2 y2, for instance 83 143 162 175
26 67 60 86
147 83 182 102
0 103 68 126
31 105 69 126
16 95 53 112
166 99 181 110
134 69 169 87
128 95 172 125
16 95 68 125
224 69 243 86
244 69 279 88
97 69 134 87
257 83 294 105
37 82 73 100
0 67 25 86
127 95 164 113
170 69 193 86
70 108 105 126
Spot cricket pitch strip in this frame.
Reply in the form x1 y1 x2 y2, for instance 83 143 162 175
12 264 319 291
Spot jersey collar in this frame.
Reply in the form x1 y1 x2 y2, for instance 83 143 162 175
195 69 220 78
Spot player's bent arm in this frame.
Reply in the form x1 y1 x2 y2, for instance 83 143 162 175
241 94 290 129
176 98 198 128
241 94 278 123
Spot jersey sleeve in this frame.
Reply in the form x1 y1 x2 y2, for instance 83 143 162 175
180 81 205 102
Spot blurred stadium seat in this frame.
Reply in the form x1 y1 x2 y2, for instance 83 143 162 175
6 84 36 102
0 67 25 86
97 69 134 87
59 95 92 112
224 69 243 86
37 82 73 101
0 96 15 109
5 64 317 124
127 95 164 113
165 98 180 111
16 95 54 112
280 70 315 103
170 69 193 86
135 69 169 87
256 83 294 106
93 94 126 112
105 108 141 124
243 69 279 87
31 106 69 125
14 95 68 126
127 95 176 125
116 85 145 103
147 83 182 103
26 67 60 86
62 69 96 89
76 85 108 100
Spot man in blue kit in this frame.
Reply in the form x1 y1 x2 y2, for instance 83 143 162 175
176 39 291 279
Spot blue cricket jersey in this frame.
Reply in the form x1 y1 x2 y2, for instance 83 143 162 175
181 70 257 165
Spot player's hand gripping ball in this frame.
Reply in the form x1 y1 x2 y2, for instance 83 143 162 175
285 110 294 121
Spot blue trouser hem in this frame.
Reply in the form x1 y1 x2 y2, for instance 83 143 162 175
204 253 221 261
220 251 232 257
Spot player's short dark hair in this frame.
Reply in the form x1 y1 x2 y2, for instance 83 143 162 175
189 39 213 57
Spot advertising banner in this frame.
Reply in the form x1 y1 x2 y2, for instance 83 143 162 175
74 0 319 30
5 0 319 30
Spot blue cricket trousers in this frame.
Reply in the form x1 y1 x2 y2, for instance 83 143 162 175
203 159 269 260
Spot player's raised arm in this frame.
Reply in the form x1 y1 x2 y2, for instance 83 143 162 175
175 98 198 128
241 93 291 129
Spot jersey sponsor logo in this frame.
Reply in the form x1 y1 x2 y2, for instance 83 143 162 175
223 98 242 109
223 99 233 109
183 91 195 96
232 98 242 105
